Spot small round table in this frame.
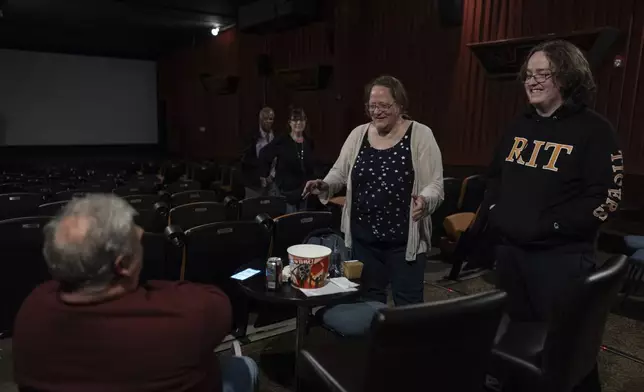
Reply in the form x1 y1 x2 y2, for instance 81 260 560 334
236 259 360 389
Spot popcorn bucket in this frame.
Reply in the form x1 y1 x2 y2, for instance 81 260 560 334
287 244 331 289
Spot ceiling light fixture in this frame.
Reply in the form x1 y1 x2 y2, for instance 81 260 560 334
211 26 220 36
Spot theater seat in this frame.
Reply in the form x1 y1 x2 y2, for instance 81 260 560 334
439 211 477 260
0 193 44 220
238 196 287 221
0 217 51 336
53 189 96 201
123 194 160 211
270 211 333 262
113 183 157 197
173 221 270 337
444 212 476 241
171 190 219 207
490 255 628 392
38 201 68 217
169 202 227 231
458 174 486 213
431 177 461 245
165 180 201 194
299 291 507 392
139 232 182 282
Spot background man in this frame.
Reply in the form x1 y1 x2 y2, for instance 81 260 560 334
241 106 277 197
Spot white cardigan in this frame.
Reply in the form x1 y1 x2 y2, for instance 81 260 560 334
320 121 445 261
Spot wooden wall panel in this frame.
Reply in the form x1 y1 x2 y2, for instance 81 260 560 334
159 0 644 175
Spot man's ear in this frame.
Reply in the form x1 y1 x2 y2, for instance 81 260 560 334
114 255 134 277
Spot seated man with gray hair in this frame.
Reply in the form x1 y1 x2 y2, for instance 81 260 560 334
13 194 258 392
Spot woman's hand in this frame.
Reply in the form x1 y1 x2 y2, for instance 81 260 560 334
302 179 329 198
411 195 427 222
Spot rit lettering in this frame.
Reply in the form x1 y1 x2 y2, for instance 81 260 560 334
505 137 574 172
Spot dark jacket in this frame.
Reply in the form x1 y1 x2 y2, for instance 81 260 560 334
483 103 623 249
240 131 273 189
259 134 314 204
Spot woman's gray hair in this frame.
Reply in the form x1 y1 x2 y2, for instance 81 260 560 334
43 194 138 291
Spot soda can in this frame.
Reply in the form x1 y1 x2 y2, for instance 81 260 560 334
266 257 283 290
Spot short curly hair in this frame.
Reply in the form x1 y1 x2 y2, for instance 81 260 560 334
519 40 596 103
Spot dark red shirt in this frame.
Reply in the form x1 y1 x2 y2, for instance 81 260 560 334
13 280 232 392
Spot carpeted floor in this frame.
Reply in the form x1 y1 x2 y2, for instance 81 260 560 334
1 259 643 392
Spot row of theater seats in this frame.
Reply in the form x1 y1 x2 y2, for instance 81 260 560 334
0 189 299 234
0 160 245 220
0 161 246 336
0 188 335 338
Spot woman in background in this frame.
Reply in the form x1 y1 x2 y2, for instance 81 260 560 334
303 75 444 306
260 106 315 213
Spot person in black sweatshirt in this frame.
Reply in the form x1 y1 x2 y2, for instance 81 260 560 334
484 40 623 323
259 106 315 212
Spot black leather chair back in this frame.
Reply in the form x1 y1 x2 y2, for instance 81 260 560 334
129 174 159 183
0 217 52 336
271 211 334 262
133 207 168 233
183 221 270 336
38 201 68 217
123 194 160 211
24 185 53 198
113 184 157 197
139 232 181 282
184 221 270 283
83 180 117 193
542 254 628 391
169 202 227 231
219 165 231 187
171 190 219 207
431 177 462 244
229 166 247 201
166 180 201 194
192 162 218 189
0 193 45 220
239 196 287 221
49 181 76 193
162 162 186 185
53 189 96 201
458 174 486 213
364 290 507 392
141 161 160 175
0 183 26 193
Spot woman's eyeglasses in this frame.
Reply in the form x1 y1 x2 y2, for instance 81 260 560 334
366 102 395 113
523 72 554 84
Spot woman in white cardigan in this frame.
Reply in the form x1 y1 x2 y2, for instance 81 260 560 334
303 75 444 305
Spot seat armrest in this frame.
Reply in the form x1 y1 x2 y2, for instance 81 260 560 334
299 350 353 392
164 224 185 247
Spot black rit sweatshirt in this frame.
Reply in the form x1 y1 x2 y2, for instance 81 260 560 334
484 103 623 249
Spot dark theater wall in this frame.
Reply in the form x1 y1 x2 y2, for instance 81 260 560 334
159 0 644 180
451 0 644 177
158 0 460 162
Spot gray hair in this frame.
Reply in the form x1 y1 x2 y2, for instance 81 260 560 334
43 194 138 291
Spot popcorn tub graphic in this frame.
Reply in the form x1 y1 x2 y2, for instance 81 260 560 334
287 244 331 289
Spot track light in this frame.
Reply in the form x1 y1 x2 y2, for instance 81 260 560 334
211 26 220 36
